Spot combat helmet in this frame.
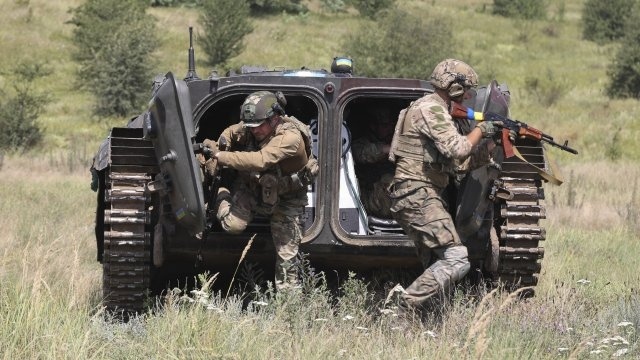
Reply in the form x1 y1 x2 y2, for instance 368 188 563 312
240 91 285 127
429 59 478 98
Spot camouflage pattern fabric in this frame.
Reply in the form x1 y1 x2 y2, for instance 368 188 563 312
352 134 394 218
392 93 491 189
429 58 478 90
216 182 307 289
360 173 394 219
389 91 491 311
213 118 310 289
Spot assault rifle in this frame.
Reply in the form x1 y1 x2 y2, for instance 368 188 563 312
450 102 578 158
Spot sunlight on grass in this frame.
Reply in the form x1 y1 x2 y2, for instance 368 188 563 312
1 0 640 358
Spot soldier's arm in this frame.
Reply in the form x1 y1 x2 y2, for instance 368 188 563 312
216 130 302 171
219 123 245 146
417 105 473 160
352 138 387 163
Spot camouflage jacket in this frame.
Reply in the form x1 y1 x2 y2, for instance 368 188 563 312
393 93 491 189
216 118 307 176
352 133 389 164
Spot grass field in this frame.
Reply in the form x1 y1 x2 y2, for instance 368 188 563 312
1 0 639 358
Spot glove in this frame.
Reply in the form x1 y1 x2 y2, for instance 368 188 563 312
475 121 503 138
300 157 319 185
202 139 218 157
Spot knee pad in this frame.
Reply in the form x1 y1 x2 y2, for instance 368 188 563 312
444 245 470 282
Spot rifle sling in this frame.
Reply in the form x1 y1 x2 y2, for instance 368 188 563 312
512 144 564 186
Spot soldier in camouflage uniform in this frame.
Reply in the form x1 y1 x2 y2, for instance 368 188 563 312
203 91 318 290
352 108 395 219
388 59 500 313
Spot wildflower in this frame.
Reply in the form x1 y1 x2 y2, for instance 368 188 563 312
423 330 437 338
617 321 633 328
190 289 208 297
206 304 223 313
576 279 591 285
379 309 395 315
179 295 195 303
601 336 629 346
342 315 354 321
613 348 628 357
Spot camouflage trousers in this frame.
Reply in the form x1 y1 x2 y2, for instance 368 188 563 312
389 182 470 311
216 179 308 290
360 172 394 219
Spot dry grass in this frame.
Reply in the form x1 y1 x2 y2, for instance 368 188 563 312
1 150 639 359
1 0 640 358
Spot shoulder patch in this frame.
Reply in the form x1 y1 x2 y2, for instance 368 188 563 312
429 105 446 114
434 113 446 123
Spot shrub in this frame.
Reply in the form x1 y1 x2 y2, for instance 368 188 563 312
199 0 253 68
0 62 51 150
248 0 307 14
68 0 158 117
321 0 347 13
348 0 396 19
582 0 635 43
150 0 201 6
341 8 454 79
607 4 640 99
492 0 547 20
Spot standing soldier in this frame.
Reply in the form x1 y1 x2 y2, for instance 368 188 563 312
388 59 500 313
202 91 318 290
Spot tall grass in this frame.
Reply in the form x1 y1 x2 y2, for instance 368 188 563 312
1 155 639 358
1 0 640 358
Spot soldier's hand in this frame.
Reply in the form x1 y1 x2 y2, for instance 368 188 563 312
475 121 500 137
203 138 218 151
202 139 219 158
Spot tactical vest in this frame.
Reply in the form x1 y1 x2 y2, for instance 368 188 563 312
271 116 311 175
390 97 452 167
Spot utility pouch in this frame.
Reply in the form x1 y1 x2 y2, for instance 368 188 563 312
259 173 278 206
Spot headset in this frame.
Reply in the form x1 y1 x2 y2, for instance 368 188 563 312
447 73 469 98
272 91 287 115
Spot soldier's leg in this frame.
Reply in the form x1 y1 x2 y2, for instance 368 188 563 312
216 185 255 234
401 243 470 309
269 193 306 289
393 187 470 310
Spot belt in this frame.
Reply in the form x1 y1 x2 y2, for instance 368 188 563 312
425 162 448 173
391 179 427 192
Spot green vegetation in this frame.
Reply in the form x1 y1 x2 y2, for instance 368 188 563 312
1 0 640 358
0 61 51 150
200 0 253 68
581 0 635 43
492 0 548 20
68 0 159 117
343 7 453 78
348 0 396 19
607 3 640 99
248 0 308 14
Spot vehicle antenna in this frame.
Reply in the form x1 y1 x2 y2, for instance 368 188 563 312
185 26 199 81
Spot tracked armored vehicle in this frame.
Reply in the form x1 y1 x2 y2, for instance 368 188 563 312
90 35 567 314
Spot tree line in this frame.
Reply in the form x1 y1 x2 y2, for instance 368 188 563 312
1 0 639 150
